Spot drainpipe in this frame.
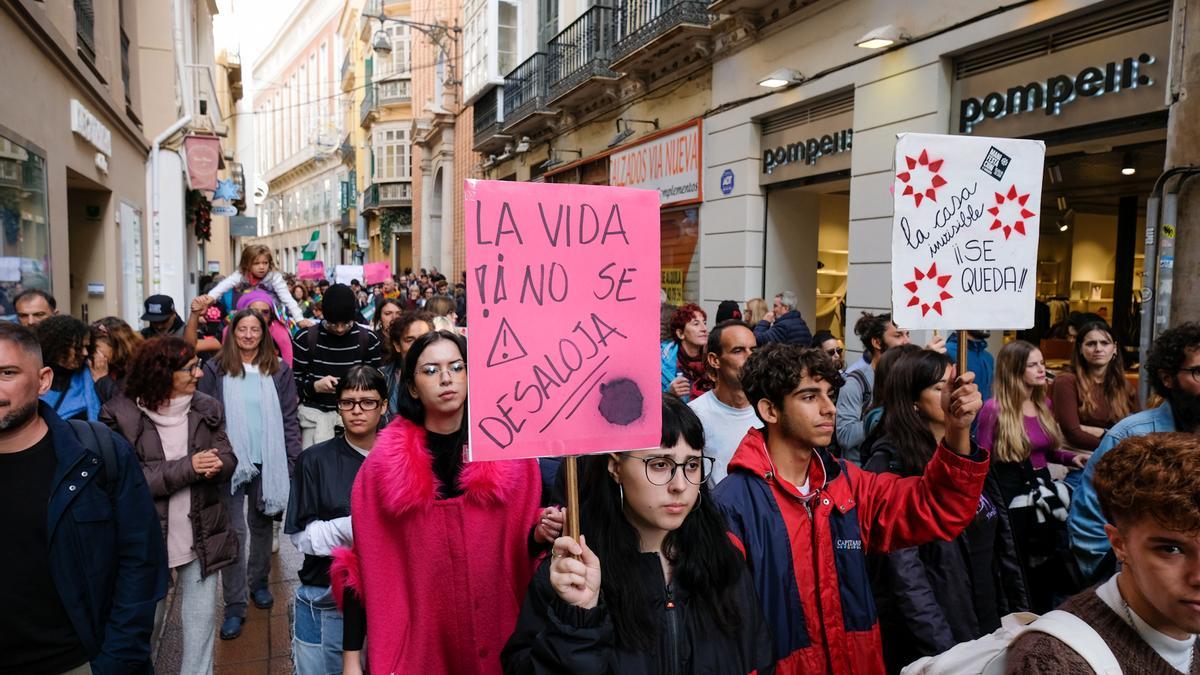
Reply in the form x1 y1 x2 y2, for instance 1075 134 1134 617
145 0 194 295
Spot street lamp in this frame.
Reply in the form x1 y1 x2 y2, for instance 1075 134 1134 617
366 5 461 83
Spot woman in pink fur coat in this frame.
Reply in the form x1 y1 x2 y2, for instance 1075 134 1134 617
331 331 563 674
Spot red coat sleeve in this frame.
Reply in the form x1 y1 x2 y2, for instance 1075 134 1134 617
852 442 990 554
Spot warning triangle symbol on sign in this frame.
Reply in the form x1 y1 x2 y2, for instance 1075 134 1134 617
486 317 529 367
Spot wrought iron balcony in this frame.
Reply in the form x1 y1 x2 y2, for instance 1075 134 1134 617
339 134 353 165
341 53 355 92
360 85 377 128
472 86 511 153
363 183 380 211
502 53 556 135
610 0 715 71
548 5 621 106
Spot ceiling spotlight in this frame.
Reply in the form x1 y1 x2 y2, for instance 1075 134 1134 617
1056 196 1068 211
757 68 804 89
1059 221 1070 232
1122 152 1136 176
1047 164 1063 185
514 136 531 153
855 25 906 49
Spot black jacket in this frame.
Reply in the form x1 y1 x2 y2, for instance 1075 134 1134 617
502 551 775 675
864 437 1029 674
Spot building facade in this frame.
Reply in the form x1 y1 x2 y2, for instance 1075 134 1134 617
704 0 1170 360
0 0 151 322
249 0 347 274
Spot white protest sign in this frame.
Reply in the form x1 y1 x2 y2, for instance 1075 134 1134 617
334 265 364 286
891 132 1045 330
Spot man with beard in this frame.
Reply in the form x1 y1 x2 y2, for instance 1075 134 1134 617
0 323 165 673
1070 321 1200 584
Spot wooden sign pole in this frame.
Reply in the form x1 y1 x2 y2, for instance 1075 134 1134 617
565 455 581 541
956 329 969 377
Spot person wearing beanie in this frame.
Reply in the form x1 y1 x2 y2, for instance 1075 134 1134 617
291 284 382 447
715 300 743 324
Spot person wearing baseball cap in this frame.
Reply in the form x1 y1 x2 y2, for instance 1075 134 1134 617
139 294 185 339
291 284 382 448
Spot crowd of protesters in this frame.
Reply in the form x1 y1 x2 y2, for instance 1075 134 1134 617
3 255 1200 675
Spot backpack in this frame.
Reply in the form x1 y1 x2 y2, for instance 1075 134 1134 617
845 369 872 417
67 419 119 500
901 610 1121 675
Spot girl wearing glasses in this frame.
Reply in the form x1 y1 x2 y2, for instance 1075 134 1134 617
195 309 302 640
100 337 237 675
502 395 776 674
862 349 1028 673
332 331 552 675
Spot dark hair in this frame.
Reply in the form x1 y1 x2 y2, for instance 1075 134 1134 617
217 310 279 377
667 303 706 343
13 288 56 311
576 395 743 649
811 330 836 348
868 344 924 410
396 330 467 427
704 319 752 356
125 337 195 410
872 349 952 475
1071 321 1132 420
387 310 435 361
373 298 405 331
35 315 87 368
741 343 844 424
336 365 388 400
1146 322 1200 402
0 322 43 363
854 312 893 357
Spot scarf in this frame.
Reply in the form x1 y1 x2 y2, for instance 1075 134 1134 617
677 346 713 400
41 365 101 421
223 366 289 515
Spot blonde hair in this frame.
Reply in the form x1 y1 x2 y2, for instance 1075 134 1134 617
992 340 1063 463
238 244 276 279
745 298 768 324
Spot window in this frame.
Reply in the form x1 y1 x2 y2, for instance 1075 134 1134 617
377 24 411 78
119 0 131 105
463 0 521 102
378 79 410 102
0 133 51 296
538 0 558 53
462 0 488 100
373 126 410 181
499 0 519 77
75 0 95 61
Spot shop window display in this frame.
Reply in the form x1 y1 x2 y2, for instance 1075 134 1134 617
0 133 51 314
661 206 699 305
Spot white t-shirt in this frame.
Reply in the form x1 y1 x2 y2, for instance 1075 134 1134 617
688 391 763 484
1096 573 1196 673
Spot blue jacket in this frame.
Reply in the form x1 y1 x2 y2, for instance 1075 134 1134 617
659 340 687 402
753 309 813 347
945 334 995 401
1068 403 1175 580
42 402 168 674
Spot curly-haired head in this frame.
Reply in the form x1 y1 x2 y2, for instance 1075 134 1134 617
741 343 844 424
668 304 706 343
1094 432 1200 532
1146 322 1200 401
854 312 893 356
35 315 88 369
125 337 195 411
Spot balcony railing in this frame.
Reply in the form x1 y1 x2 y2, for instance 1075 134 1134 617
502 52 552 129
611 0 714 64
339 134 353 162
360 85 377 127
548 5 618 101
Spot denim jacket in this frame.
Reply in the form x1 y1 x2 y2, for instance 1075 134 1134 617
42 402 167 674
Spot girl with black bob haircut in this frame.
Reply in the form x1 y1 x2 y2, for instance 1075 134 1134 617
502 395 776 674
861 349 1028 673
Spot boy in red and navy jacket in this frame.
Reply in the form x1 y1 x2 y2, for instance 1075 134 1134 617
714 343 989 674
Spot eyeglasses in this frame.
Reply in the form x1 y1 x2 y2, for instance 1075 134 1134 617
417 360 466 378
326 321 354 331
622 455 715 486
175 361 201 374
1178 367 1200 384
336 398 383 411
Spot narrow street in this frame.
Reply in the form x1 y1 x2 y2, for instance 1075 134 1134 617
155 536 303 674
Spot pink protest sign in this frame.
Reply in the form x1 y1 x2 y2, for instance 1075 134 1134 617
465 179 662 462
363 261 392 286
296 260 325 280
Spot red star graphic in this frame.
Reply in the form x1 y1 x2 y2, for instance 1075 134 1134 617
987 185 1035 239
902 262 954 317
896 149 947 208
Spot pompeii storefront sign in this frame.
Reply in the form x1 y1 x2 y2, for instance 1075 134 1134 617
953 21 1168 137
759 106 854 186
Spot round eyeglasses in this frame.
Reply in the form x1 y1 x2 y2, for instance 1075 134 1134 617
622 455 716 486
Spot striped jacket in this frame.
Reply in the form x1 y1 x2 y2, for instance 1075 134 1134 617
714 428 989 674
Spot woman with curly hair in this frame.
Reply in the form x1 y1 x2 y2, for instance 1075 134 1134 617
101 337 237 675
660 303 712 402
90 317 142 401
36 315 101 420
380 311 434 417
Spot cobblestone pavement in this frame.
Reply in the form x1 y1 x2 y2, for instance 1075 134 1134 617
154 530 303 674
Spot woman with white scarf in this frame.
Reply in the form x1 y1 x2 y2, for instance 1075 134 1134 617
198 309 301 641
